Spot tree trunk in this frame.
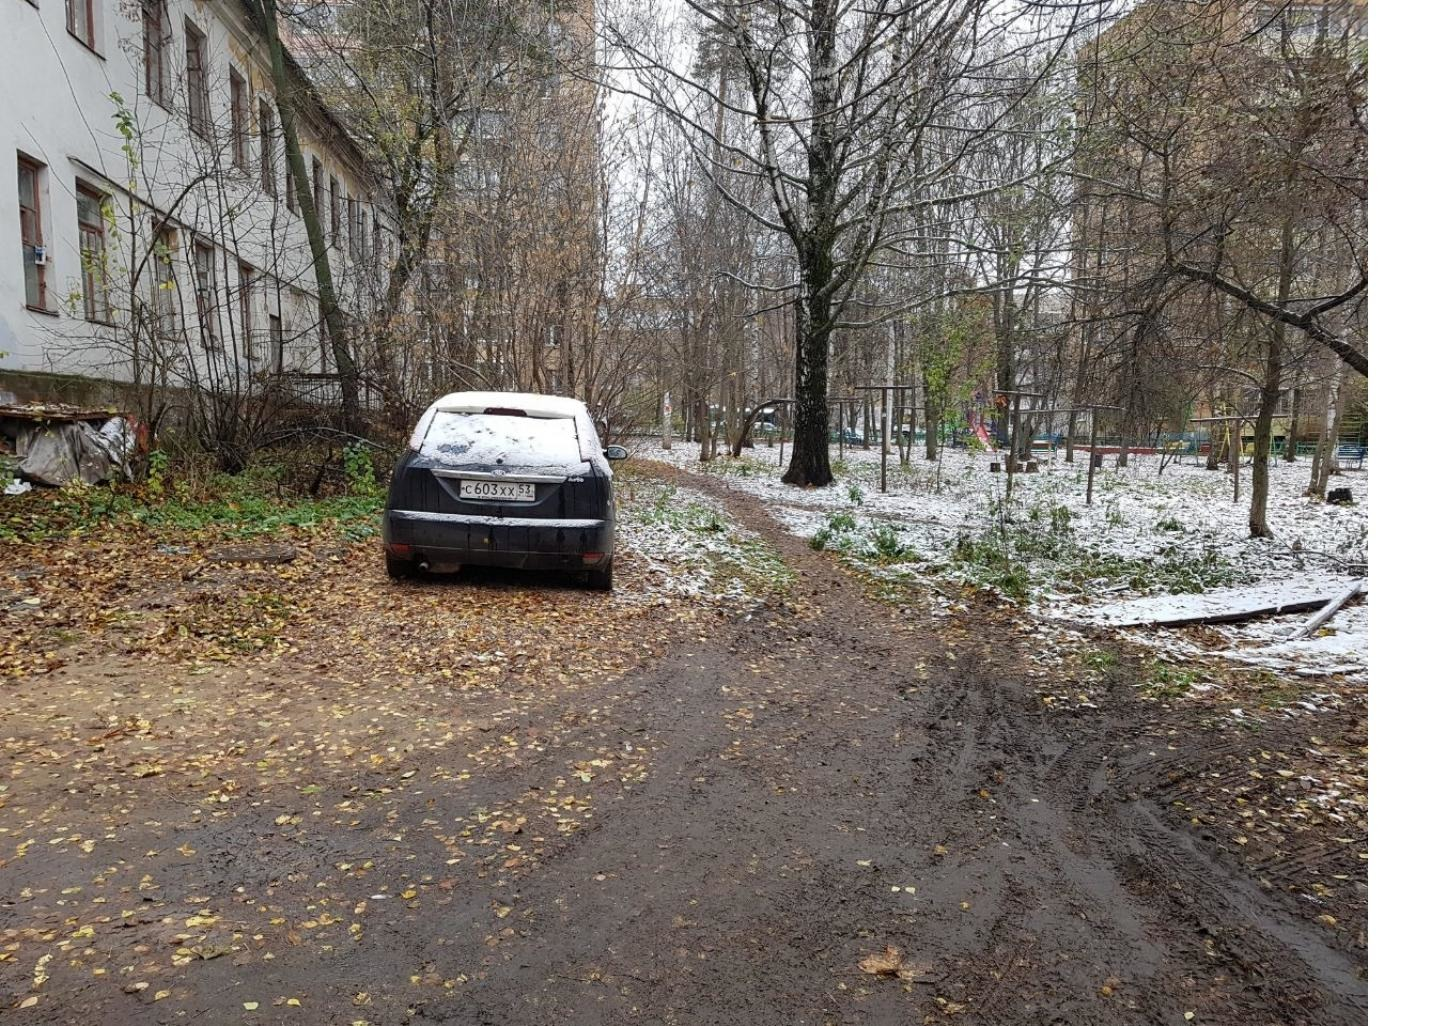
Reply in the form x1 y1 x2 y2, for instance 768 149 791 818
696 393 711 461
1248 351 1281 536
1250 222 1293 537
259 0 359 432
783 277 833 486
1283 383 1301 463
1309 358 1345 499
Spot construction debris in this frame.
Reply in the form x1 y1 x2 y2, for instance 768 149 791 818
1 402 138 488
1289 579 1366 640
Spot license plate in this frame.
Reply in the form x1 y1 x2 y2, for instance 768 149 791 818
458 479 535 502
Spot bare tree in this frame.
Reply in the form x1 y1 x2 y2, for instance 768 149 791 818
1073 0 1367 535
606 1 1106 486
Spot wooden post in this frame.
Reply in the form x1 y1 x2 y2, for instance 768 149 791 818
880 401 889 492
837 402 845 462
854 385 913 493
1231 418 1242 503
1006 392 1022 499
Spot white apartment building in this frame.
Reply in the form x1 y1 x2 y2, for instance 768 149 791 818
1 0 392 401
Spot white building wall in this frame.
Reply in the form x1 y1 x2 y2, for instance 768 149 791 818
0 0 392 392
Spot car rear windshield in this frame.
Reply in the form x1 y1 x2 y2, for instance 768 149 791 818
421 411 583 467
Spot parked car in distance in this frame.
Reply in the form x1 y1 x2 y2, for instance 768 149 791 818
382 391 628 590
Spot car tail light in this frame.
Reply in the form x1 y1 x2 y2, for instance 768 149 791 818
386 542 413 557
582 551 605 565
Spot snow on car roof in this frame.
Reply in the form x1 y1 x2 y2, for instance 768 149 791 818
410 392 605 461
431 392 586 419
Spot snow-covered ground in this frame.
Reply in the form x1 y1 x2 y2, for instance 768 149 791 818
614 472 792 605
638 439 1368 678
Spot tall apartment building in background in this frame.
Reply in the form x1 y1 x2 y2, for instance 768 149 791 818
268 0 605 402
1 0 395 405
1068 0 1368 443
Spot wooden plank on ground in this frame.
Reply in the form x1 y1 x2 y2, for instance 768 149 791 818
1080 578 1367 629
1289 579 1366 640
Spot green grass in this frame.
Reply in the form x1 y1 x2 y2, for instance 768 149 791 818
1 446 385 544
868 524 915 563
1138 660 1205 699
946 494 1249 604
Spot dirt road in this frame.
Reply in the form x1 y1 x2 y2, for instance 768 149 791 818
0 469 1367 1024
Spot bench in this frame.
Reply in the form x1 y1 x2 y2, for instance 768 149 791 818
1335 442 1367 468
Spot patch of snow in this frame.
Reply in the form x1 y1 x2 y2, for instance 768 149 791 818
615 476 789 606
636 439 1369 677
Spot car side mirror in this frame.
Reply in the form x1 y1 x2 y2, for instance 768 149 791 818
604 445 629 461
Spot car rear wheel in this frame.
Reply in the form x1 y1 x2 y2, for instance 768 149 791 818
385 553 414 580
585 562 614 592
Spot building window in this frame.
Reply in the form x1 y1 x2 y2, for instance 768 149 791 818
66 0 98 52
285 153 297 212
229 69 249 169
269 313 283 370
184 21 209 137
150 223 179 337
318 304 331 372
238 262 258 358
193 239 216 347
329 176 341 247
77 184 109 323
258 101 277 196
347 195 358 255
17 157 47 310
143 1 168 104
238 263 255 355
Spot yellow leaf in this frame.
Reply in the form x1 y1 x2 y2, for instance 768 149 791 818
858 945 904 975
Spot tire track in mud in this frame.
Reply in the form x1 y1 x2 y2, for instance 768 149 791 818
645 462 1367 1025
29 462 1362 1026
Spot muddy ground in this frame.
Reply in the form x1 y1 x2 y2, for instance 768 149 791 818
0 464 1367 1024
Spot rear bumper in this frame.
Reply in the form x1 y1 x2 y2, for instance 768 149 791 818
383 509 613 570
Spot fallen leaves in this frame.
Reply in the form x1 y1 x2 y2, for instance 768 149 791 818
858 945 904 975
858 944 930 981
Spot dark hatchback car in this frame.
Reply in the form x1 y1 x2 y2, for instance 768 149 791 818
382 391 628 589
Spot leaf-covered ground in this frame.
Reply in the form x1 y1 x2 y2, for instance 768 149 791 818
0 463 788 1019
0 459 1365 1024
